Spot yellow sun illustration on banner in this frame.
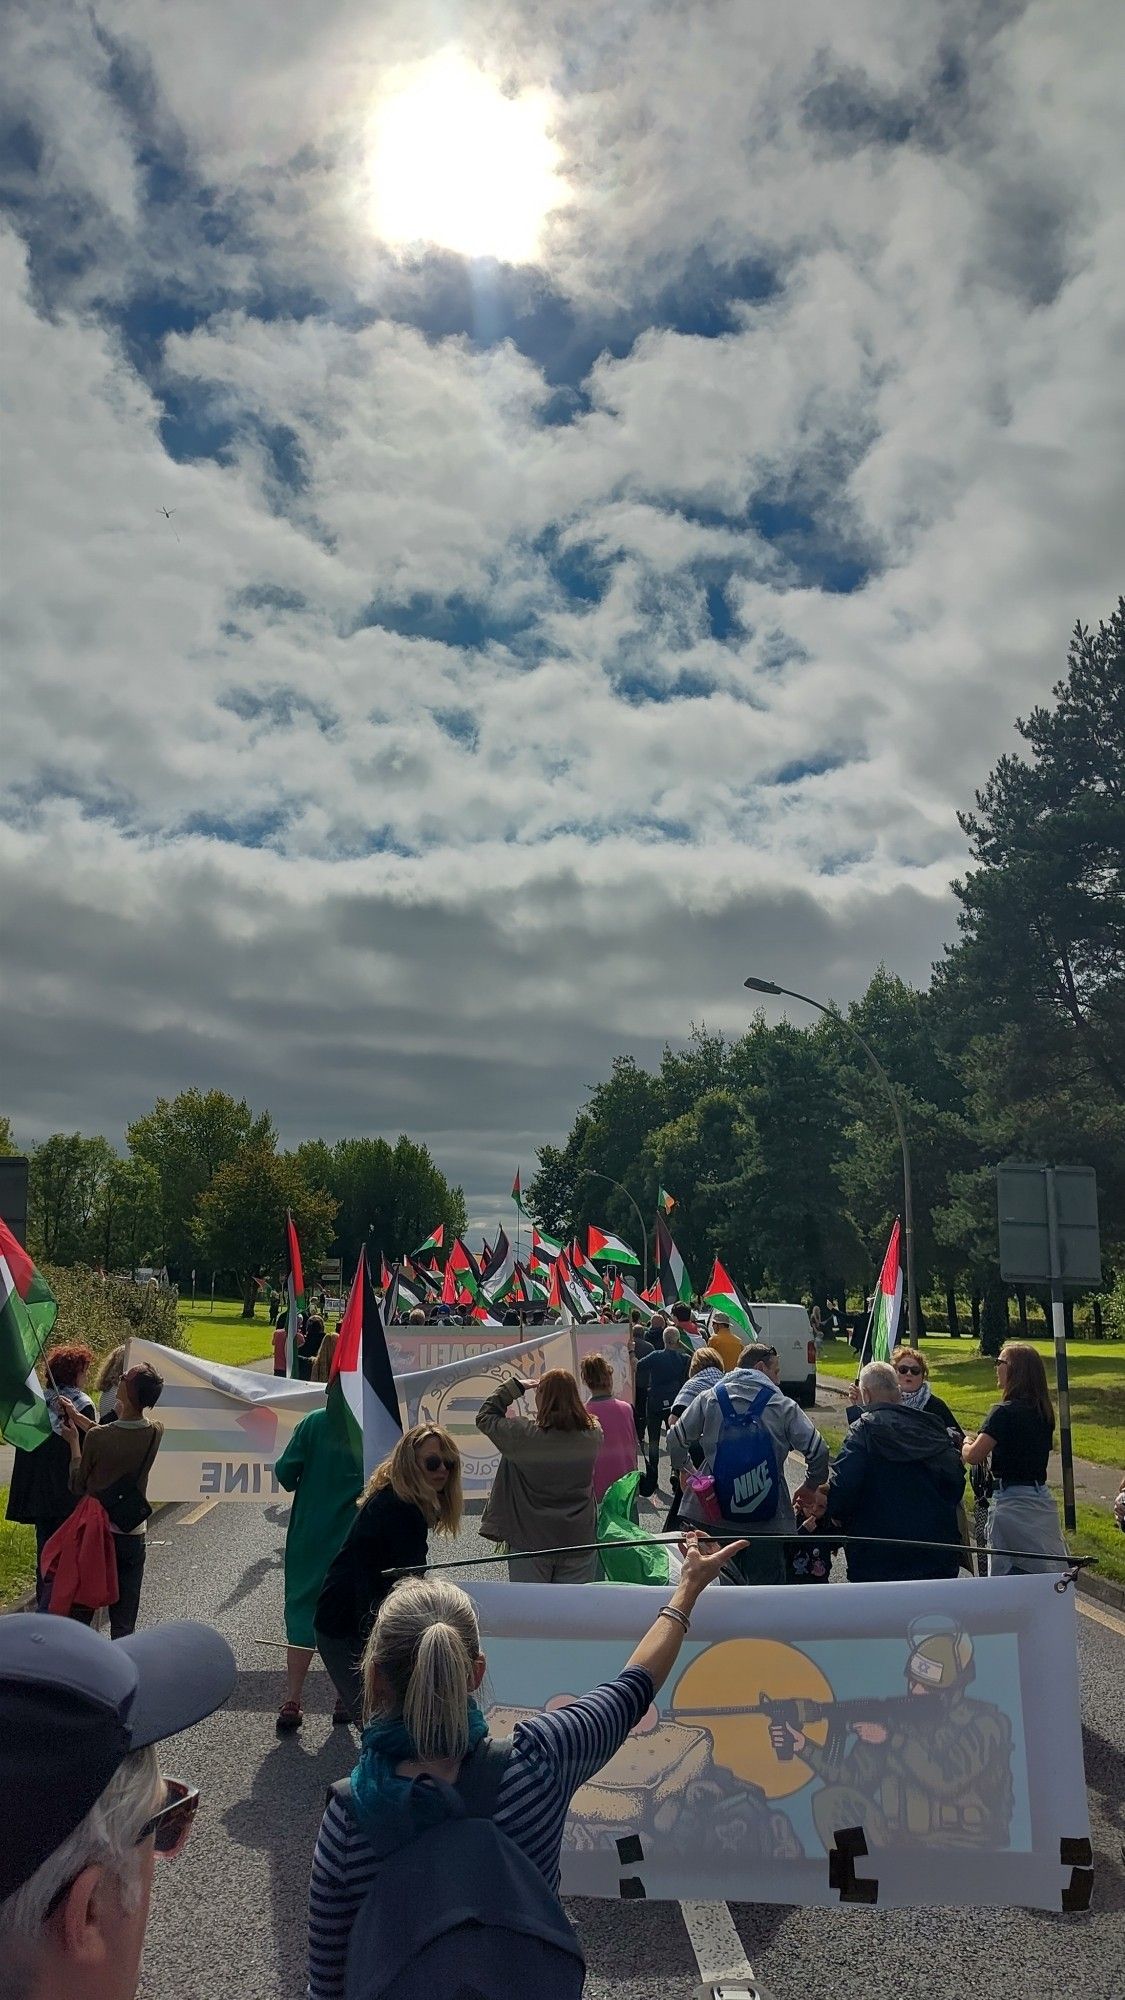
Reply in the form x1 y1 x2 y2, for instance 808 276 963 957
671 1639 834 1800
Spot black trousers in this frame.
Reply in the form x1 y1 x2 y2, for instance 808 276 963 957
70 1536 147 1639
316 1629 364 1724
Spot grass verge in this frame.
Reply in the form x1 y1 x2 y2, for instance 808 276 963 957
1069 1502 1125 1590
818 1336 1125 1469
0 1486 36 1607
175 1299 273 1367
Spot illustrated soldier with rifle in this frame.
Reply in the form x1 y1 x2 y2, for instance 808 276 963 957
757 1617 1013 1852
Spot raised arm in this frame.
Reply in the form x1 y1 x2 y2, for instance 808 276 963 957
475 1377 534 1454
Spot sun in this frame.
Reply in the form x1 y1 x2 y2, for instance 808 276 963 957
368 51 564 265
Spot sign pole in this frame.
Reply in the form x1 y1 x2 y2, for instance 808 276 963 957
1044 1167 1077 1532
210 1270 216 1316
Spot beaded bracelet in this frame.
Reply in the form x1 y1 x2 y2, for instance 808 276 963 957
657 1605 691 1632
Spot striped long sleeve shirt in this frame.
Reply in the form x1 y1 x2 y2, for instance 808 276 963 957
307 1665 655 1999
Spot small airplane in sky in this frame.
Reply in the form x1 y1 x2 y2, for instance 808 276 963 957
157 505 181 544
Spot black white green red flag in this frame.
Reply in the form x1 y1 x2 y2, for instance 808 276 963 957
0 1217 58 1452
511 1169 526 1213
530 1226 562 1268
655 1216 693 1306
412 1223 444 1258
329 1245 402 1480
587 1225 640 1269
284 1210 306 1376
867 1220 904 1363
702 1256 758 1336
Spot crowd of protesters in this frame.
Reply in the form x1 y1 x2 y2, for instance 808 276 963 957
0 1281 1085 2000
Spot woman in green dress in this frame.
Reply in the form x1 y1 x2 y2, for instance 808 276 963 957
274 1339 361 1733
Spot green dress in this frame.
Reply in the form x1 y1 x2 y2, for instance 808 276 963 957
275 1407 363 1649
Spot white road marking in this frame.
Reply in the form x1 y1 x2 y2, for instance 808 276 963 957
1077 1593 1125 1638
177 1497 219 1526
679 1900 756 1984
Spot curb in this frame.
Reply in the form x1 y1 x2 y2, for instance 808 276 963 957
1076 1569 1125 1614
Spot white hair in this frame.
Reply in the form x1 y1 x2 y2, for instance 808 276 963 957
859 1360 901 1405
0 1744 160 1942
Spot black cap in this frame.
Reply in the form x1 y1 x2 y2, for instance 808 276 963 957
0 1616 237 1900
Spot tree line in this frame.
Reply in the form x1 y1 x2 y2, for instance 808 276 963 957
0 1102 466 1317
528 604 1125 1352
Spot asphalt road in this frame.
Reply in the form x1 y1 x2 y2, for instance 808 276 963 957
133 1485 1125 2000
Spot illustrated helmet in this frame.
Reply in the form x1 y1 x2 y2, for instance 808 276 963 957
905 1614 975 1692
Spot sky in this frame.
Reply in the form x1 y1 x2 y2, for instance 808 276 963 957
1 0 1123 1230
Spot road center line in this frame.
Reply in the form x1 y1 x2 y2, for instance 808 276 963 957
679 1900 756 1984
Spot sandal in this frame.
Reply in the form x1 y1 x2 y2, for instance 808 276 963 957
276 1700 303 1734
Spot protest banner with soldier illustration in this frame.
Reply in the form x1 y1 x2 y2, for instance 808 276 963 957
466 1572 1090 1911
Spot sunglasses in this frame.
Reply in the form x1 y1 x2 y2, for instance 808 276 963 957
419 1453 457 1473
45 1778 199 1918
895 1364 924 1376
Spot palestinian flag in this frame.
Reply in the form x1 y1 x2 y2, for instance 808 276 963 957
480 1230 515 1301
379 1254 393 1291
658 1186 677 1215
640 1279 662 1305
548 1255 589 1324
610 1272 624 1304
511 1169 526 1213
405 1257 441 1298
412 1223 444 1258
385 1264 427 1320
285 1211 306 1376
703 1257 758 1337
442 1239 480 1306
329 1245 402 1480
617 1275 657 1320
868 1220 904 1364
655 1216 693 1306
0 1217 58 1452
530 1226 562 1269
588 1225 640 1269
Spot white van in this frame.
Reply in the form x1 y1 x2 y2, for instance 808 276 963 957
747 1302 818 1407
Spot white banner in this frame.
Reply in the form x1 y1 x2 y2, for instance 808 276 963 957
466 1573 1091 1912
129 1323 633 1504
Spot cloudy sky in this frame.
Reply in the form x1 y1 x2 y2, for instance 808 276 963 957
2 0 1123 1225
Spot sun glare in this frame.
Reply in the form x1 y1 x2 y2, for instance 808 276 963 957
368 52 564 265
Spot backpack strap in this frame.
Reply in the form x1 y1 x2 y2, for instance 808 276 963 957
715 1382 774 1426
714 1383 735 1422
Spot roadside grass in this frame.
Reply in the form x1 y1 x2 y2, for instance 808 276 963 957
175 1298 273 1368
1069 1502 1125 1590
0 1487 36 1606
818 1336 1125 1470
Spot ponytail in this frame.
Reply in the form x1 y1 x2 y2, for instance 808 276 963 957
363 1577 482 1743
402 1623 474 1761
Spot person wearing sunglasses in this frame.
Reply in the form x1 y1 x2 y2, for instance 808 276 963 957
315 1425 463 1724
0 1613 235 2000
884 1347 963 1443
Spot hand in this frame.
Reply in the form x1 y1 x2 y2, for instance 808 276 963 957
676 1530 749 1600
777 1722 806 1753
59 1418 79 1446
853 1722 887 1744
792 1483 826 1523
847 1380 861 1405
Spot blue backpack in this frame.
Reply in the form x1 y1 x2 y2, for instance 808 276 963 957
331 1738 586 2000
711 1382 781 1521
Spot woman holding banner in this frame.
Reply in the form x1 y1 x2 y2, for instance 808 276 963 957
477 1371 600 1583
314 1424 464 1725
274 1384 365 1734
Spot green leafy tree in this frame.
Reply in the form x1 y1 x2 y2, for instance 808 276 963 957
193 1143 337 1315
0 1115 19 1156
27 1134 115 1263
87 1157 161 1275
295 1136 467 1273
127 1089 275 1275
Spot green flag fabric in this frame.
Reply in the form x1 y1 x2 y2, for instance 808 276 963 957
0 1220 58 1452
595 1472 673 1585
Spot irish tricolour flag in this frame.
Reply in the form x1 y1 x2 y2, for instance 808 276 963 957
868 1220 904 1363
329 1245 402 1480
0 1217 59 1452
703 1257 758 1337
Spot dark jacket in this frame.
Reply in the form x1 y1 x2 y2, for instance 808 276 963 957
635 1347 689 1419
314 1486 428 1643
5 1432 77 1527
827 1404 966 1583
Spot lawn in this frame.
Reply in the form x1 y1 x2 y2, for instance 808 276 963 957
175 1298 274 1368
1069 1502 1125 1590
818 1336 1125 1470
0 1486 36 1607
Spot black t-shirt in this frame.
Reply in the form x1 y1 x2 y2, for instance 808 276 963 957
981 1400 1053 1484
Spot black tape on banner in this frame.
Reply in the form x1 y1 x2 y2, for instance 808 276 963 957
616 1834 644 1865
1061 1868 1094 1912
1060 1836 1093 1867
827 1826 878 1905
619 1876 647 1900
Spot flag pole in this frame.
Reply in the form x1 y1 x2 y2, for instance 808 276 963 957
389 1534 1092 1577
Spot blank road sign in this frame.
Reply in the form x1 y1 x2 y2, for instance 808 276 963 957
997 1164 1101 1288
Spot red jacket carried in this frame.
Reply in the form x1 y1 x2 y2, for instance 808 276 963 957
41 1496 119 1615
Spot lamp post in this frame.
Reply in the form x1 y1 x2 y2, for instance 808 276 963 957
743 976 919 1343
577 1168 649 1296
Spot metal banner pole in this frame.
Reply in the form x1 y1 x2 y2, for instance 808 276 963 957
1045 1166 1077 1532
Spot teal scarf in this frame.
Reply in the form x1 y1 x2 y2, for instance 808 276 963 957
349 1703 488 1848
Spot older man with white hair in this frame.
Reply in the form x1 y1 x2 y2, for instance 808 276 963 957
0 1615 236 2000
799 1359 966 1581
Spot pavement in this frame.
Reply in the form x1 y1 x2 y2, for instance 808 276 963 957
114 1461 1125 2000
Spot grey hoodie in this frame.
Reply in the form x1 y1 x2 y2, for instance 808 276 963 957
667 1367 724 1475
667 1367 829 1535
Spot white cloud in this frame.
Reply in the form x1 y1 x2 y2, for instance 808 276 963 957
2 0 1123 1215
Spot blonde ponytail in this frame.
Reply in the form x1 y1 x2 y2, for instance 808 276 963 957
402 1623 473 1761
363 1577 482 1747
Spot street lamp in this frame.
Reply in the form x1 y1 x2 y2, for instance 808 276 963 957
743 975 918 1342
576 1168 649 1295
